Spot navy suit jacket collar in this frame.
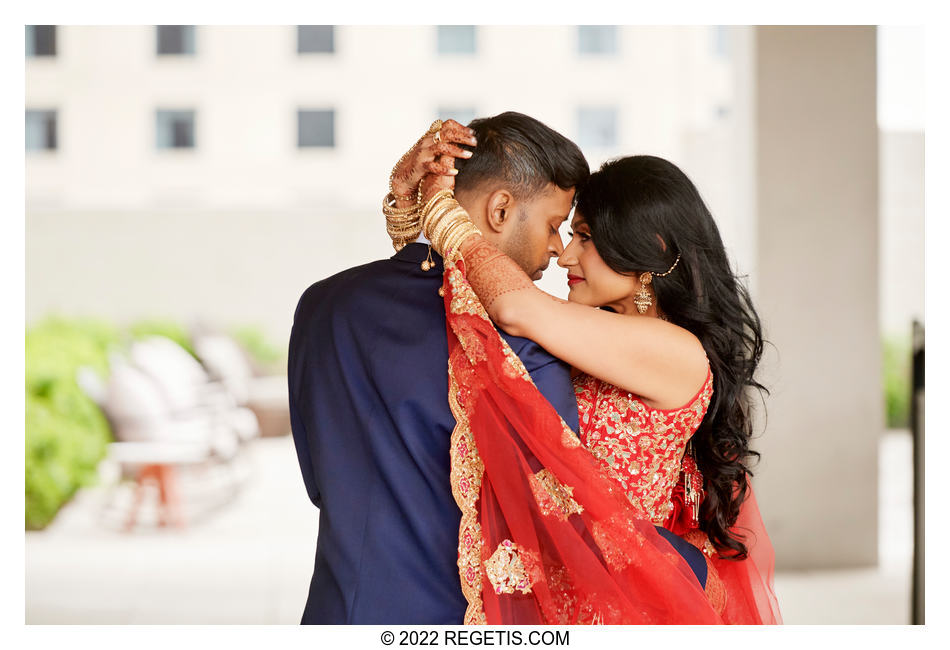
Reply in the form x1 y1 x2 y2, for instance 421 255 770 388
392 243 445 273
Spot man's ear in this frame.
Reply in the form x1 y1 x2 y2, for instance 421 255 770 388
484 190 513 235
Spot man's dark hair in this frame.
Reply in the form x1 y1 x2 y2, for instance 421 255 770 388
454 112 589 202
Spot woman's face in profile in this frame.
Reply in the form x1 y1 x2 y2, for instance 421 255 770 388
557 213 638 310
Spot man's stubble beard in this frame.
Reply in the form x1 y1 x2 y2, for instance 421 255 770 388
499 221 544 281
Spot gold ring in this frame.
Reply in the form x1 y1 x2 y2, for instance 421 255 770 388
433 130 442 144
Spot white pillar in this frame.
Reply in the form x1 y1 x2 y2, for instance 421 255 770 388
752 26 881 569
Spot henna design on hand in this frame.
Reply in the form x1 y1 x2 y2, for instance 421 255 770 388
419 165 456 205
391 119 477 203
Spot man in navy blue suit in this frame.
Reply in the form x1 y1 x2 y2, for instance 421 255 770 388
288 112 705 624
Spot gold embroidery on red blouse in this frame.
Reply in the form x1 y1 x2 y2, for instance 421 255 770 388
573 371 714 525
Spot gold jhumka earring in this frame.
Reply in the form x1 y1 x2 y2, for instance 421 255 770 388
633 273 654 314
633 253 682 315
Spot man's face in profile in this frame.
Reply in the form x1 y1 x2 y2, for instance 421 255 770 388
503 185 576 281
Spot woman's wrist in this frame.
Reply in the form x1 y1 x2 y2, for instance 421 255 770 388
460 237 535 328
419 190 482 259
383 190 423 251
457 232 483 258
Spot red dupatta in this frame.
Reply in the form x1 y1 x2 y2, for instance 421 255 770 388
444 257 724 624
443 256 781 625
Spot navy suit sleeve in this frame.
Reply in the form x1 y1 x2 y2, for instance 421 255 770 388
287 289 322 509
504 335 579 433
288 387 321 508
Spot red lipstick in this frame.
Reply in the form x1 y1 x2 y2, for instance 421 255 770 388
567 274 585 287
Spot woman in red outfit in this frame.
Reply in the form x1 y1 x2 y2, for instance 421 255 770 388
386 122 781 625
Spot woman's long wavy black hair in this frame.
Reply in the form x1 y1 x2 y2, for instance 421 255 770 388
575 155 767 560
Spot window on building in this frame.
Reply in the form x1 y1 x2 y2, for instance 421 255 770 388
712 26 730 58
26 110 57 151
437 107 477 126
298 26 335 54
577 26 618 55
298 109 335 148
437 26 476 55
156 26 196 56
577 107 618 149
156 110 196 149
26 26 57 57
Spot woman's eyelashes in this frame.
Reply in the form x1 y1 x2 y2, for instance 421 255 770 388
568 231 590 242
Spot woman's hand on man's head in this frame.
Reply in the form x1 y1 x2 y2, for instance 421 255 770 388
390 119 477 202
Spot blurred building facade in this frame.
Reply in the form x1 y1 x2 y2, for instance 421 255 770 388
25 24 739 334
26 25 924 572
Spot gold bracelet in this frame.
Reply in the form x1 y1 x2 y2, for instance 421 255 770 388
383 189 423 251
384 190 423 212
417 187 482 257
437 214 467 250
384 216 421 236
422 193 463 245
424 202 457 242
386 213 422 231
385 215 420 230
383 203 417 219
442 220 480 259
421 199 454 243
420 189 454 225
431 207 481 258
421 187 454 216
387 225 421 241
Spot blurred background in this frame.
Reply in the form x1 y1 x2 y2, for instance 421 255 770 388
24 25 924 624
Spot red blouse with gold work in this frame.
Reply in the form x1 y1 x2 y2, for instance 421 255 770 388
572 368 714 527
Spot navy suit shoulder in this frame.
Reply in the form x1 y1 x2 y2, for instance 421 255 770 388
499 333 579 433
287 244 578 624
291 258 395 334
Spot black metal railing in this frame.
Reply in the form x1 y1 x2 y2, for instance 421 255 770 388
911 320 924 625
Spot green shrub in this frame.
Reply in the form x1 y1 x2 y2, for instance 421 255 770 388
883 333 911 429
230 324 285 374
25 316 286 529
25 317 119 530
129 319 195 357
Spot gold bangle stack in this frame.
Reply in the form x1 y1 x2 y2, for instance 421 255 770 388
420 189 481 261
384 119 447 250
383 191 423 251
